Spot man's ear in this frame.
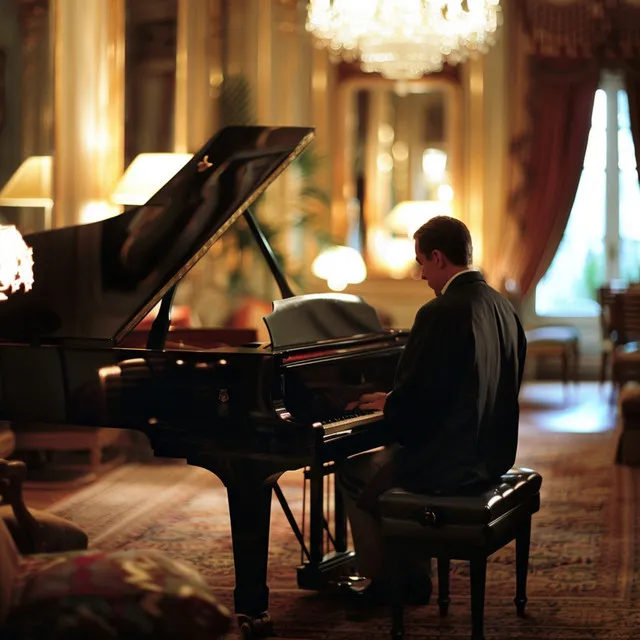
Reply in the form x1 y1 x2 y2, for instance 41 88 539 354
432 249 446 267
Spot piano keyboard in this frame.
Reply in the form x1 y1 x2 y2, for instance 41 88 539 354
319 410 384 437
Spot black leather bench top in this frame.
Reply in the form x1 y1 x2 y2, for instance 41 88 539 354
378 468 542 527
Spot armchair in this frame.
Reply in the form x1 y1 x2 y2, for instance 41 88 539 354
0 520 230 639
0 458 88 554
0 459 231 639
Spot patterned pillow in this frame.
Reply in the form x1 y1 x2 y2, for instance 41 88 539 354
4 549 230 639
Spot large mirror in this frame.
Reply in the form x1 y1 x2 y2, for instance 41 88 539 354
334 76 462 278
0 0 53 235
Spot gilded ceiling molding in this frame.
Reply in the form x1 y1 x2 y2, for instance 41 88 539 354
523 0 640 58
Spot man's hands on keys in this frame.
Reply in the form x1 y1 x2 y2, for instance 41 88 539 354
346 391 389 411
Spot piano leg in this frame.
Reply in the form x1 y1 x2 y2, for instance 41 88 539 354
227 481 275 638
195 457 283 639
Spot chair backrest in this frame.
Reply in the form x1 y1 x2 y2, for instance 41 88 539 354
611 290 640 346
597 286 618 342
0 519 20 625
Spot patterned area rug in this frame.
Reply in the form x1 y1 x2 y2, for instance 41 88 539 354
50 384 640 639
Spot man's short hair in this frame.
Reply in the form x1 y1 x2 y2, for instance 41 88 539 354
413 216 473 267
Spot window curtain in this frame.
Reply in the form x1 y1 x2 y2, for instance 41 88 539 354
625 63 640 184
512 59 599 297
497 0 606 298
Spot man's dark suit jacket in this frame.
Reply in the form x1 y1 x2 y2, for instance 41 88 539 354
384 270 527 492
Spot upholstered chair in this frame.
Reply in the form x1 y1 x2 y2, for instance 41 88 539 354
0 422 15 459
501 279 580 387
0 458 88 554
0 518 231 639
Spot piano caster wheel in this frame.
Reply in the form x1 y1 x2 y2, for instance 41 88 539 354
237 613 274 639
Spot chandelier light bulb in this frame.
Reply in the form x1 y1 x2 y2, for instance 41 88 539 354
306 0 502 80
0 225 34 300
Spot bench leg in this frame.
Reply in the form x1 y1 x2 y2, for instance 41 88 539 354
437 558 450 616
515 516 531 616
469 558 486 640
389 542 405 639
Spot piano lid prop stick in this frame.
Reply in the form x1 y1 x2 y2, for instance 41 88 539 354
243 208 295 299
146 284 178 350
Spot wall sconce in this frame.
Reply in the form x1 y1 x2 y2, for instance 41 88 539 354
312 245 367 292
0 156 53 230
0 225 34 300
111 153 193 205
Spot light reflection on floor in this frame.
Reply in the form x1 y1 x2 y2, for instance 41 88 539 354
519 381 617 434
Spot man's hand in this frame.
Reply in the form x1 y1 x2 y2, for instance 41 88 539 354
345 391 389 411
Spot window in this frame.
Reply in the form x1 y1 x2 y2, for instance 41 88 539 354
535 71 640 317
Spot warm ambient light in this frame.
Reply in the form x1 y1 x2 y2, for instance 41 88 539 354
0 156 53 229
306 0 502 80
0 225 34 300
111 153 193 205
312 246 367 291
387 200 450 237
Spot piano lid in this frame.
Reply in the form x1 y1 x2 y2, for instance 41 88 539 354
0 126 314 345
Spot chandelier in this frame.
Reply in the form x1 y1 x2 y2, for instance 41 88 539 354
306 0 502 80
0 225 34 301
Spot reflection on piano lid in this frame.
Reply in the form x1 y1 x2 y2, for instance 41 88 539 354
0 126 314 346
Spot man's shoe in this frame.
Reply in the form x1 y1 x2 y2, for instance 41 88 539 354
343 579 392 606
343 575 432 607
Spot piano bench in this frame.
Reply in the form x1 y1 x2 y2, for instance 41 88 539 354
378 467 542 640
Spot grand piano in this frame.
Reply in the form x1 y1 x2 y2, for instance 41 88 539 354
0 126 409 637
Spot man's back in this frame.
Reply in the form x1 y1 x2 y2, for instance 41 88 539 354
384 271 527 491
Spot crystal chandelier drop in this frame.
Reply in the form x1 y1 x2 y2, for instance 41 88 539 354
306 0 502 80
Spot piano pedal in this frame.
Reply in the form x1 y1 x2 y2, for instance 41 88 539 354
237 612 274 639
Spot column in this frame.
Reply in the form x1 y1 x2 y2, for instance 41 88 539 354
482 25 508 284
174 0 223 153
462 56 485 266
52 0 125 228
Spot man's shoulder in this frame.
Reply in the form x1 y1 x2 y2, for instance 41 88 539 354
415 294 462 325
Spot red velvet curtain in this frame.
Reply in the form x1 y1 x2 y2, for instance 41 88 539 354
625 62 640 185
516 59 600 297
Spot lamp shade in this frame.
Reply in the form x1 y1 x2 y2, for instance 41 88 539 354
0 156 52 207
111 153 193 205
312 245 367 292
0 225 34 300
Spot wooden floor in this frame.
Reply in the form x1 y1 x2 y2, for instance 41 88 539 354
22 381 618 511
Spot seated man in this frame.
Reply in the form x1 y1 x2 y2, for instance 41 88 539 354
338 216 527 604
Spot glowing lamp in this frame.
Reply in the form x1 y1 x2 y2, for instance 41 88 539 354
0 156 53 229
0 225 34 300
387 200 447 237
111 153 193 205
312 245 367 292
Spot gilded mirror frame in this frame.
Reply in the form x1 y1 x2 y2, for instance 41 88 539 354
332 72 462 279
